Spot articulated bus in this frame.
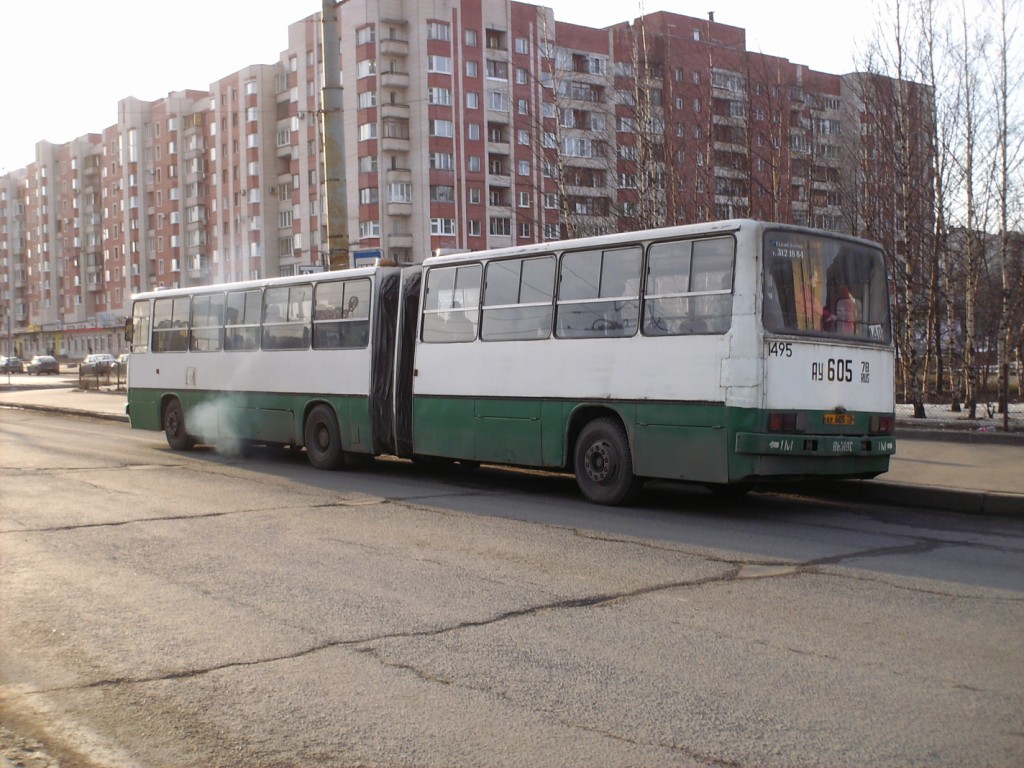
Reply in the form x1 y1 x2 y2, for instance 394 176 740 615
126 220 896 505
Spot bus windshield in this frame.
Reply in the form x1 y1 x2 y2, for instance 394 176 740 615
762 230 890 343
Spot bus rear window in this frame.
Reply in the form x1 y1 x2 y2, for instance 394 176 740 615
762 232 891 343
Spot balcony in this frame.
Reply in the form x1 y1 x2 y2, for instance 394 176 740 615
388 232 413 248
386 201 412 217
380 38 409 57
380 102 409 120
382 136 411 152
381 71 410 89
386 166 412 183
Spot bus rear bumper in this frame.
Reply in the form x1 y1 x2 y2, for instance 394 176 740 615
735 432 896 458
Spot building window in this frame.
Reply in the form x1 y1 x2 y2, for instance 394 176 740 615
428 87 452 105
517 129 530 145
488 90 509 111
389 182 412 203
486 60 508 80
518 191 530 207
427 21 450 41
430 152 454 170
469 187 481 204
515 37 529 54
358 91 377 109
518 160 530 176
468 155 482 172
468 220 481 236
518 222 531 238
427 55 452 74
359 220 380 238
430 218 457 235
430 185 455 202
358 123 378 140
468 123 480 140
465 29 478 46
489 217 511 236
356 26 375 45
430 119 455 137
466 91 480 109
466 60 479 78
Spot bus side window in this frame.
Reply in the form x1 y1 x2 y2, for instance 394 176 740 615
225 289 261 351
313 278 371 349
190 293 225 352
557 246 641 338
130 300 151 353
481 256 554 341
690 238 734 334
422 265 481 343
152 296 190 352
643 237 733 336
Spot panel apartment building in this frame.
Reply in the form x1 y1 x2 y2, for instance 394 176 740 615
0 0 928 358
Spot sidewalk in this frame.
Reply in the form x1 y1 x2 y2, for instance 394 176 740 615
1 383 1021 516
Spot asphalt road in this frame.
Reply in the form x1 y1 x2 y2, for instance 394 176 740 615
2 410 1023 767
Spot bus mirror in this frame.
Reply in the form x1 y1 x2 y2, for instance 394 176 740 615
124 318 134 344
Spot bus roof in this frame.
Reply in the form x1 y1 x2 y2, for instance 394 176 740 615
420 219 884 268
130 264 387 302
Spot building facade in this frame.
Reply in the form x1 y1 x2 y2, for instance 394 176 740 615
0 0 930 358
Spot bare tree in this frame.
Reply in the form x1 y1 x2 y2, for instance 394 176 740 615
990 0 1023 423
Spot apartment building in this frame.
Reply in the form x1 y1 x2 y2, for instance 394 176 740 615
0 0 930 358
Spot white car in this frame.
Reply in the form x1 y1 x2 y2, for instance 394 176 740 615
80 353 117 374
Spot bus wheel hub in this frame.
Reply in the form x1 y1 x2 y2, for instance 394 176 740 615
585 441 611 482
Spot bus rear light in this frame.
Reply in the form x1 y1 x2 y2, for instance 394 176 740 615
869 415 895 434
768 412 806 432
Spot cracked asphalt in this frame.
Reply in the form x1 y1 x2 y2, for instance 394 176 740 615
2 411 1023 767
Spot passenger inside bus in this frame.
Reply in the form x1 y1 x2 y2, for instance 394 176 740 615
823 285 860 335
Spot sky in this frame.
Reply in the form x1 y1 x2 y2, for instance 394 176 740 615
0 0 907 174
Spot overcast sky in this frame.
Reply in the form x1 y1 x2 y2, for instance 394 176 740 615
0 0 970 174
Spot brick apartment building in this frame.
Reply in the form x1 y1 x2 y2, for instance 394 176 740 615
0 0 929 359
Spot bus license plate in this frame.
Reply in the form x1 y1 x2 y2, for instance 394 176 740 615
824 413 855 426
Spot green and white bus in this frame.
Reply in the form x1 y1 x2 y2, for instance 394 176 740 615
126 219 896 505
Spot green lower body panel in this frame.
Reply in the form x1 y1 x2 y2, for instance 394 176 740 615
128 388 373 453
412 397 895 484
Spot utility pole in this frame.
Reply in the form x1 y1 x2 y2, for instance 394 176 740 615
321 0 349 270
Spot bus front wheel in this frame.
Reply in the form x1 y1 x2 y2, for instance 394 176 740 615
163 398 195 451
304 405 344 470
574 417 641 506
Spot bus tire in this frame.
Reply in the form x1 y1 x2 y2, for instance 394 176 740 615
163 398 195 451
304 404 344 470
574 417 641 506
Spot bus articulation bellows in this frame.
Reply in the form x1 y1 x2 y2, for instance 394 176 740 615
125 220 896 505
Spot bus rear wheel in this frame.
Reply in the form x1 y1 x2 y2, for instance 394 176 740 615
574 417 641 506
304 404 344 470
163 398 195 451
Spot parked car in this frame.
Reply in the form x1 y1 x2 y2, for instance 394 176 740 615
27 355 60 375
114 353 130 371
80 353 117 374
0 356 24 373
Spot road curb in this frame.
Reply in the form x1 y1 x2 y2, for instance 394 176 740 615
798 480 1024 518
0 401 129 423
